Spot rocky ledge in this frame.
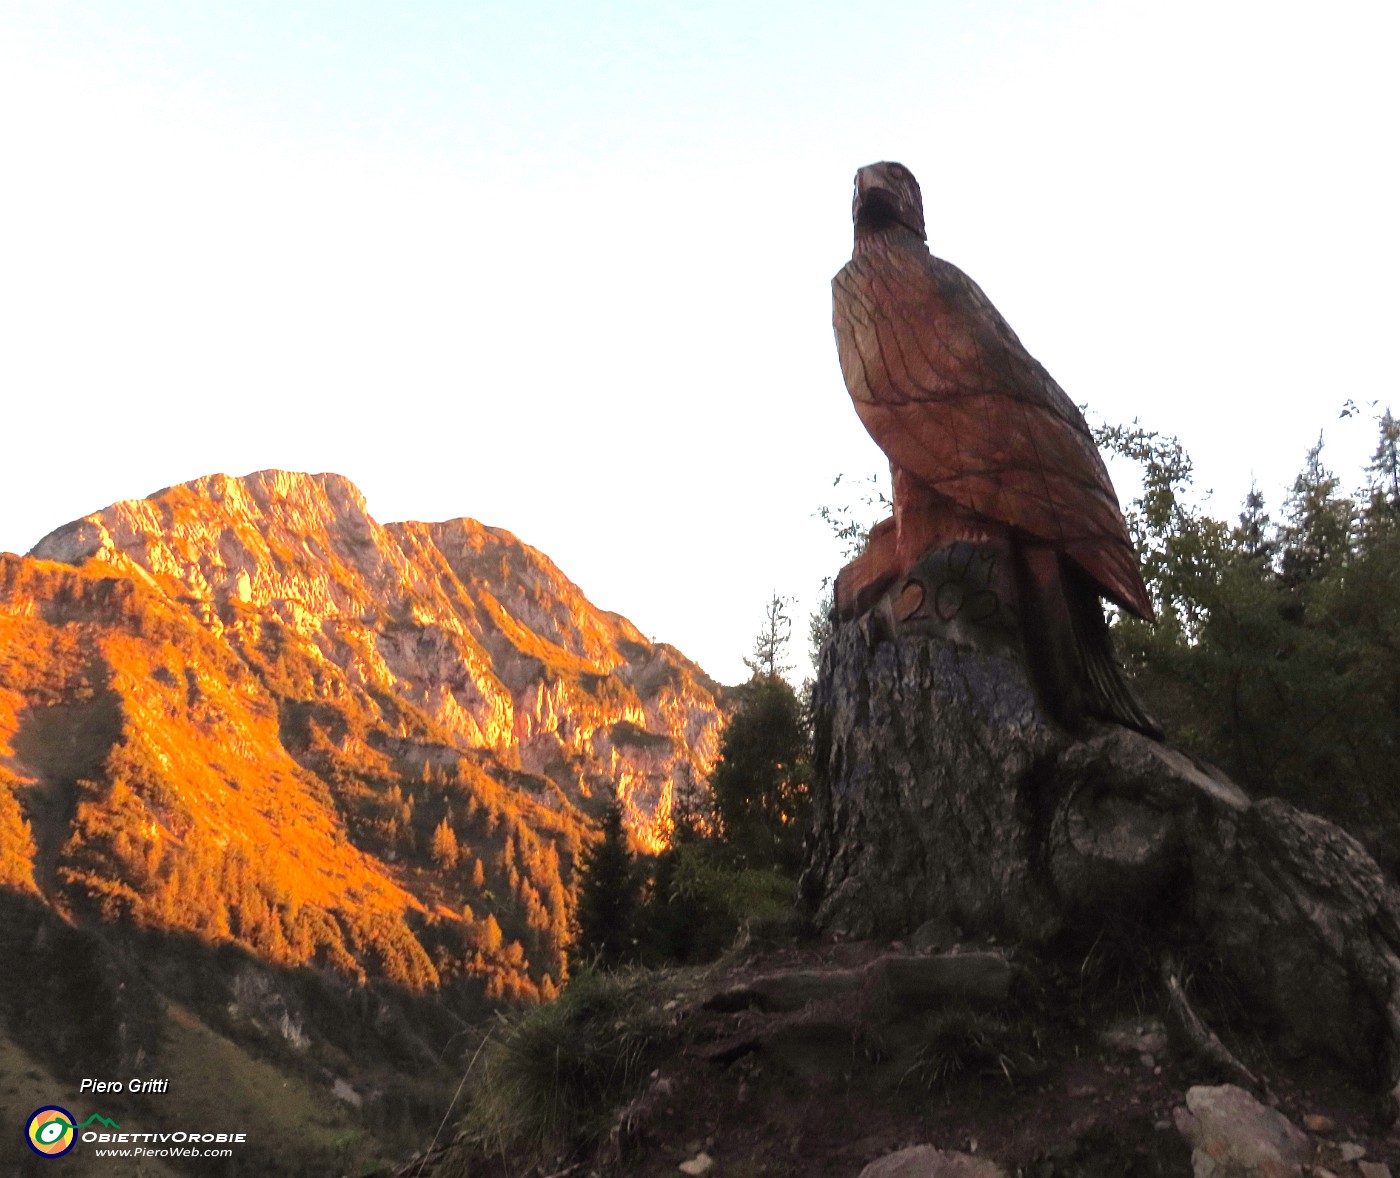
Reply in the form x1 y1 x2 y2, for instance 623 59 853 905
804 612 1400 1111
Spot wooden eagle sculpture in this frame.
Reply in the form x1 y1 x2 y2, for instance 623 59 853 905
832 160 1161 738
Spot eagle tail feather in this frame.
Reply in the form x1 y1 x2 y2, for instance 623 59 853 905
1064 562 1164 740
1014 540 1162 740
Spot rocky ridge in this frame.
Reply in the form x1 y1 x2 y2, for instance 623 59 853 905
28 469 721 845
2 469 725 999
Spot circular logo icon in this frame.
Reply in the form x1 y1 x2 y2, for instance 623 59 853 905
27 1107 76 1158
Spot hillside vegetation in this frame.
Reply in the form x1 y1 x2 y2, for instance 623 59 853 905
0 470 726 1172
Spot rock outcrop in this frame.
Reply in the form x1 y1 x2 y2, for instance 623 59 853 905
805 609 1400 1103
27 470 722 845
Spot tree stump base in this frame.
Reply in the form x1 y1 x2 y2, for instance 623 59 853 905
805 608 1400 1103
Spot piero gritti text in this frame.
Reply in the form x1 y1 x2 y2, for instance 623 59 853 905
81 1076 171 1094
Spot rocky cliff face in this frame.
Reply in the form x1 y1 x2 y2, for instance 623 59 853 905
2 470 725 998
28 470 723 844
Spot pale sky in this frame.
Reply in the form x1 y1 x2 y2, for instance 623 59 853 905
2 0 1396 684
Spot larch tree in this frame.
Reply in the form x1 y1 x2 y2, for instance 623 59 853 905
744 593 795 682
430 817 459 870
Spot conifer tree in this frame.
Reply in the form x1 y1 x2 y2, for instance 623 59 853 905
430 817 459 869
1279 435 1354 586
481 912 503 953
706 598 812 872
743 593 795 681
1236 483 1275 566
709 676 811 873
1095 411 1400 867
572 800 637 968
1366 408 1400 524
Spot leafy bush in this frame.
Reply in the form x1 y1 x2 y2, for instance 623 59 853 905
643 840 796 964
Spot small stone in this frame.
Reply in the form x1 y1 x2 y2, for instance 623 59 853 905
857 1146 1010 1177
1303 1115 1336 1133
678 1152 714 1176
1358 1162 1393 1178
1140 1053 1155 1069
1174 1084 1310 1177
1340 1143 1368 1163
1099 1016 1170 1058
910 916 959 952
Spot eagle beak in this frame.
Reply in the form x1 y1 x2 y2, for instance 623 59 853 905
853 167 884 220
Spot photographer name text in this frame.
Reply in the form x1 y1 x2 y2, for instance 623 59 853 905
80 1077 171 1094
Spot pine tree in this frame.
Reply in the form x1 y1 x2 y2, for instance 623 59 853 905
1236 482 1275 566
667 762 709 843
1366 408 1400 523
572 800 638 968
1279 435 1355 587
709 676 811 873
1098 414 1400 866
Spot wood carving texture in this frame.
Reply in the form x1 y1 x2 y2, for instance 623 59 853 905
832 162 1153 622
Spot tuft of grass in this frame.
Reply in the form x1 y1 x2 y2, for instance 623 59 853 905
459 968 680 1167
901 1004 1037 1097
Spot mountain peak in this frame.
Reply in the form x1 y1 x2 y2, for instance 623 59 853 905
4 470 724 1000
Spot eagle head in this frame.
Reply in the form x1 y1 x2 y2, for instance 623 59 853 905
852 161 926 241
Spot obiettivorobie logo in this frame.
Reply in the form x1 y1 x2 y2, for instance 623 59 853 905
25 1103 248 1160
25 1107 120 1158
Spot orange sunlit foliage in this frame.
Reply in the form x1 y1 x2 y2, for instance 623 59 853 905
0 455 729 1009
0 778 37 891
0 551 592 1000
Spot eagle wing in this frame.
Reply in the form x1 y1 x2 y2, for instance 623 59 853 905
833 241 1154 621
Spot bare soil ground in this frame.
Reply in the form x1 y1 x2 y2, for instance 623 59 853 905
401 936 1400 1178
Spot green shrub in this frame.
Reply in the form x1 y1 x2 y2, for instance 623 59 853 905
644 841 796 963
